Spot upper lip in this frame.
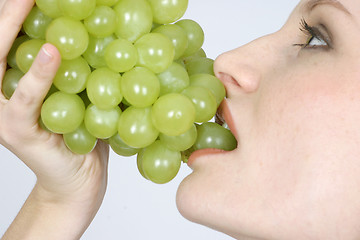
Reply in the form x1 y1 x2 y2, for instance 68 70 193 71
216 99 239 141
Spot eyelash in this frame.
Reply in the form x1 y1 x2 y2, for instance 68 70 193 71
294 18 331 49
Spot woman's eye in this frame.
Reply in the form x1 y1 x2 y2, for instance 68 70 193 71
306 35 327 48
294 18 332 50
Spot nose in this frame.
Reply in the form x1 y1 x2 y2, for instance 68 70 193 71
214 34 274 95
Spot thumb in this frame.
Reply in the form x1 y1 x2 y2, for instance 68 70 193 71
7 43 61 128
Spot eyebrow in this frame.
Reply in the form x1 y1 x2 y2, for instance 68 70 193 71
305 0 351 15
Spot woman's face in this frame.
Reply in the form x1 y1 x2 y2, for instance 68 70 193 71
177 0 360 239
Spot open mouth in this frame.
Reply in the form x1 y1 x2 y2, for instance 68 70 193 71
187 99 239 168
215 106 231 134
216 99 239 141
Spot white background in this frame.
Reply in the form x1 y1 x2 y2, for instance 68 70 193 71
0 1 298 239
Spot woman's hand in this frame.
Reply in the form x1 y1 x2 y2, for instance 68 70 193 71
0 1 110 239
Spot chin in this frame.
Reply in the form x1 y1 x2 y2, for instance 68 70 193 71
175 150 284 240
176 169 205 222
175 160 243 240
176 176 259 240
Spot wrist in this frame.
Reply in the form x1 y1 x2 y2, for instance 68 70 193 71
2 183 103 240
33 180 104 220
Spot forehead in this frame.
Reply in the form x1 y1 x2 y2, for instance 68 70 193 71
288 0 360 28
298 0 357 14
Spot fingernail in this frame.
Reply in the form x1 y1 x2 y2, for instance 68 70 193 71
39 46 53 64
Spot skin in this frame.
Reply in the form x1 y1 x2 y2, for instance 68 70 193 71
2 0 360 240
177 0 360 239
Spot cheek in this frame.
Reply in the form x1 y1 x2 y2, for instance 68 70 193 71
254 70 358 143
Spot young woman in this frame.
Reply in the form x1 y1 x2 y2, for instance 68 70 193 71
1 0 360 239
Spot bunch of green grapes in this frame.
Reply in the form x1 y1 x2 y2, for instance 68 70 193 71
3 0 237 184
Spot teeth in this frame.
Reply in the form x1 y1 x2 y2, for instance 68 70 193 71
222 122 229 130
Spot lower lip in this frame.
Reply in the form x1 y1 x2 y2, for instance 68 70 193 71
187 148 226 168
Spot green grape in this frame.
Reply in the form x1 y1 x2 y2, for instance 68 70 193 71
16 39 45 73
157 61 189 96
183 48 206 63
137 140 181 184
96 0 118 6
190 73 226 106
18 0 225 181
84 6 116 38
109 133 140 157
136 152 149 180
118 106 159 148
121 97 131 107
182 86 217 123
192 122 237 151
121 67 160 108
86 68 122 110
78 89 91 108
45 84 59 100
185 57 214 76
159 123 197 151
38 116 50 132
63 123 97 154
135 33 174 74
53 57 91 94
147 0 188 24
46 17 89 60
175 19 204 57
104 38 137 73
82 34 116 69
152 24 188 60
35 0 62 18
41 92 85 134
151 22 162 31
151 93 195 136
7 35 30 70
181 149 191 164
1 68 24 99
174 58 186 68
59 0 96 20
23 6 52 39
113 0 153 42
84 104 122 139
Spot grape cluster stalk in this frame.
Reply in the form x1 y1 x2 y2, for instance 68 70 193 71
3 0 237 184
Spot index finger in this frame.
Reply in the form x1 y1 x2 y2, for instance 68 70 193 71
0 0 34 61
